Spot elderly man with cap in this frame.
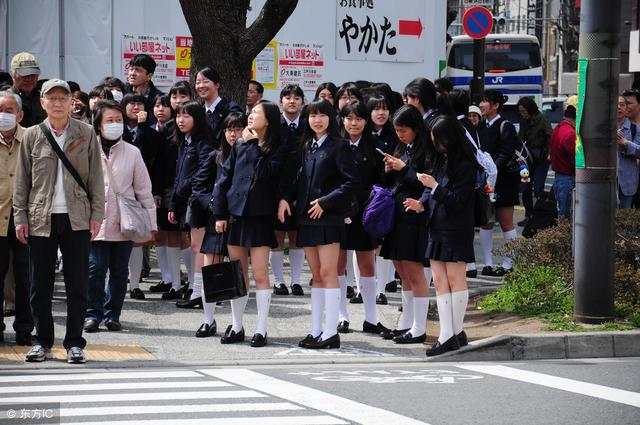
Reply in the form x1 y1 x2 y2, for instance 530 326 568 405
10 52 47 127
13 79 104 364
0 90 33 346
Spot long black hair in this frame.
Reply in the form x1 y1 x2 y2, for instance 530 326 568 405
314 82 337 103
173 100 211 146
391 104 434 169
301 99 342 143
252 99 282 154
218 111 246 165
429 115 479 176
339 100 372 139
403 78 437 112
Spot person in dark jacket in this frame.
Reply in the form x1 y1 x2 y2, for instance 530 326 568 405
379 105 434 345
194 67 242 149
278 99 359 350
414 116 479 357
517 97 552 223
403 77 439 131
124 54 163 126
272 84 306 297
478 90 520 277
212 100 285 348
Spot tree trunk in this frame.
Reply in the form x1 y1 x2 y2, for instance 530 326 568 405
179 0 298 107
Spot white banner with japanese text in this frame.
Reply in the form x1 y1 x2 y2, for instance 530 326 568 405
121 34 176 86
278 41 325 90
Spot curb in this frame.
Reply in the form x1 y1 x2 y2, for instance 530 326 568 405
426 331 640 362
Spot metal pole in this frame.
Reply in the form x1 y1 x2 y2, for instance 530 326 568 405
573 0 621 324
470 38 485 105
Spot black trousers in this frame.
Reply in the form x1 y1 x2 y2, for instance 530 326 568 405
28 214 90 349
0 215 33 335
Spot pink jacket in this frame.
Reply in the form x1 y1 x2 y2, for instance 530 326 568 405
95 139 157 241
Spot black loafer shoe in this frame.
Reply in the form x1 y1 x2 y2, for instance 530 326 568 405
385 280 398 292
493 266 510 277
298 334 318 348
291 284 304 296
381 328 409 340
250 332 267 347
426 334 461 357
129 288 146 300
273 283 289 295
457 330 468 347
466 269 478 278
306 333 340 349
149 281 172 293
481 266 497 277
392 331 426 344
349 293 363 304
161 288 182 300
196 321 217 338
220 327 245 344
176 297 203 309
83 319 99 333
346 285 355 299
309 278 313 287
104 319 122 331
337 320 350 334
375 293 388 305
15 331 32 346
363 321 390 334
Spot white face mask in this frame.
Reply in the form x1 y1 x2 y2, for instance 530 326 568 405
111 90 123 103
0 112 17 132
102 122 124 141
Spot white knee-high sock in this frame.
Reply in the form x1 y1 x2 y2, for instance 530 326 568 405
398 290 414 330
166 247 182 289
191 272 203 300
424 267 432 287
359 276 377 324
230 295 248 332
338 275 350 321
270 251 285 285
255 289 271 336
181 248 195 288
387 261 397 284
466 262 476 271
480 228 494 267
345 251 357 289
501 229 517 269
436 292 454 343
203 299 216 326
375 256 387 294
451 290 469 335
128 247 143 290
156 246 170 283
289 249 305 285
410 296 429 337
322 288 340 340
311 288 325 337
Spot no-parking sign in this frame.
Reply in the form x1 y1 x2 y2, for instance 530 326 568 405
462 6 493 39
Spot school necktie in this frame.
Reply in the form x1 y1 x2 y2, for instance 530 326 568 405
289 122 297 131
350 144 357 152
310 141 319 153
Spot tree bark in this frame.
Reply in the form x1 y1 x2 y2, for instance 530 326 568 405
179 0 298 107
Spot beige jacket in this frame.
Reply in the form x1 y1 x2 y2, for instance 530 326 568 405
0 125 25 237
13 118 105 237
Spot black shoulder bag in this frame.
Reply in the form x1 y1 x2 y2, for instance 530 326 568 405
39 123 92 201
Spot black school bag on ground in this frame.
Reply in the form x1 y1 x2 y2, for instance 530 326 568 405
522 190 557 238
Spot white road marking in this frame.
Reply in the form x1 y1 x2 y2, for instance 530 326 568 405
0 370 201 383
200 368 431 425
0 381 231 394
61 416 346 425
0 390 266 404
458 364 640 408
274 343 395 357
58 402 304 417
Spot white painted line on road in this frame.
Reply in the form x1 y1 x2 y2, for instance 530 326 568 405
458 365 640 408
0 370 201 383
273 343 395 357
0 380 232 394
200 368 431 425
61 416 346 425
0 390 266 404
59 402 304 417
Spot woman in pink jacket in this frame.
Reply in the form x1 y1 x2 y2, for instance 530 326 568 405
84 101 157 333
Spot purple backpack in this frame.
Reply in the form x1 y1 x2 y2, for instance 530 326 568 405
362 184 396 239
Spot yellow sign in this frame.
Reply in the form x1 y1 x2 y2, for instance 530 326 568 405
252 41 278 89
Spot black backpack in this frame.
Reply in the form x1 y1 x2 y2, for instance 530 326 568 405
522 190 558 238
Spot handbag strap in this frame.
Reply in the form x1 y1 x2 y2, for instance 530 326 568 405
39 123 91 201
101 156 121 195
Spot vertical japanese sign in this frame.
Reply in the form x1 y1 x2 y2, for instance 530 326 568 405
575 58 587 169
122 34 176 86
336 0 425 62
278 42 325 89
252 41 278 89
175 36 192 81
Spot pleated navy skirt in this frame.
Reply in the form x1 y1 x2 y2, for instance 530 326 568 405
226 215 277 248
296 224 345 247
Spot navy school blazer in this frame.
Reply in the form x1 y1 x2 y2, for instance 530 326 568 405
348 134 385 213
381 148 429 226
170 136 213 215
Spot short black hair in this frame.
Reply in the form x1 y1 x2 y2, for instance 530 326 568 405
622 89 640 104
448 89 470 117
280 84 304 100
435 78 454 94
516 96 539 115
249 80 264 94
121 92 147 109
564 105 576 119
169 80 194 99
197 67 221 84
102 77 126 92
67 81 81 93
129 54 157 74
89 85 114 100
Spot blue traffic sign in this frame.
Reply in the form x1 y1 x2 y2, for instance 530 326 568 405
463 7 493 39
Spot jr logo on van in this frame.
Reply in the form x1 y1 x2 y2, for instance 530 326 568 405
490 76 503 84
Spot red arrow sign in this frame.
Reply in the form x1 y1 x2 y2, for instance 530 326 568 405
398 18 423 38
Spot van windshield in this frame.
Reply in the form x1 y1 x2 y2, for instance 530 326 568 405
448 42 542 72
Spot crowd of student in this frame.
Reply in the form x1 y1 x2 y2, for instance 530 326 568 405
3 50 637 364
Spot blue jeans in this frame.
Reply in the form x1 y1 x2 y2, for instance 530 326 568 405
87 241 133 322
618 186 634 209
553 173 575 219
522 160 550 215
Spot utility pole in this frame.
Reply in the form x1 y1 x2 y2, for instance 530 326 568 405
470 38 486 105
573 0 621 324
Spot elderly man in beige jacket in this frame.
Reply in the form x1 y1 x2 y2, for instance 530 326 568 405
13 79 104 364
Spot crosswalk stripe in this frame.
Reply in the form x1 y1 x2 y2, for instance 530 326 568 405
201 369 431 425
60 416 347 425
0 381 232 394
0 390 267 404
0 370 201 383
59 402 304 417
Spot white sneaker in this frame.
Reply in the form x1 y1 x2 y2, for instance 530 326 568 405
66 346 86 364
25 345 52 362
